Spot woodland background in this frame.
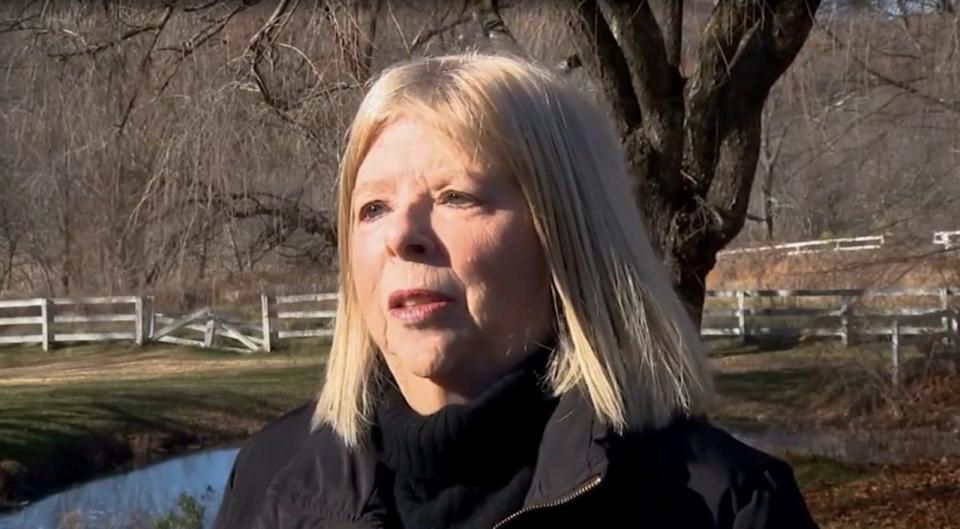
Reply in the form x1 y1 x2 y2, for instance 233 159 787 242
0 0 958 309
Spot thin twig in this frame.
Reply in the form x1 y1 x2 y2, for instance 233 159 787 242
820 24 960 114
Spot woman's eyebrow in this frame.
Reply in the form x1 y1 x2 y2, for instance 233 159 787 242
353 178 395 198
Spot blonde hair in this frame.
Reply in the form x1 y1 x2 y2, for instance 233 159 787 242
314 53 712 446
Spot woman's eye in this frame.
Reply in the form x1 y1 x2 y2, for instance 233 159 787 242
439 190 477 206
358 201 387 221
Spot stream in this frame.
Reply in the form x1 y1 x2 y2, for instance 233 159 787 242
2 422 958 529
0 446 238 529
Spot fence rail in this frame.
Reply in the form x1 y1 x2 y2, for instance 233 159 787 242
0 296 151 350
0 293 337 353
716 229 960 256
702 287 959 343
2 288 957 363
934 230 960 250
717 235 886 256
702 287 959 386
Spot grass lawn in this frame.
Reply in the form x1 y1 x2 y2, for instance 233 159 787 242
0 341 326 507
706 336 936 425
708 337 960 529
2 337 957 527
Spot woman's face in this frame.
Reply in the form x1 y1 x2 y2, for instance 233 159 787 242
350 118 553 399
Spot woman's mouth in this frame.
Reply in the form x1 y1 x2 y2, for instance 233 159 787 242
387 289 453 324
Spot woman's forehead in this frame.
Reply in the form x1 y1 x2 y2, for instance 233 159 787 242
353 119 497 192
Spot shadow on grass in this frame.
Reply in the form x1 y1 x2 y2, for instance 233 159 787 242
715 366 826 408
784 452 879 489
707 335 808 358
0 365 321 507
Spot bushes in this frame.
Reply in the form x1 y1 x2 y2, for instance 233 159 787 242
152 493 204 529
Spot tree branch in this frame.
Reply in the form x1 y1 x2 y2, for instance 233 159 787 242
726 1 820 101
683 0 765 196
600 0 682 132
156 2 256 94
473 0 525 55
216 191 337 250
695 0 820 247
243 0 325 148
820 23 960 114
184 0 225 12
322 0 385 83
599 0 684 197
117 5 175 131
156 2 247 54
247 0 298 54
665 0 683 69
0 0 49 34
409 13 473 52
564 0 642 137
49 16 167 59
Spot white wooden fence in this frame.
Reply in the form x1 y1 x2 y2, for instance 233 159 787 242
2 288 957 364
717 235 886 256
0 294 337 353
259 293 337 353
717 229 960 256
702 287 959 386
0 296 153 351
701 287 959 343
933 230 960 250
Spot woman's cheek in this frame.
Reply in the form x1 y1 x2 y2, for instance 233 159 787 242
350 234 383 311
465 219 522 315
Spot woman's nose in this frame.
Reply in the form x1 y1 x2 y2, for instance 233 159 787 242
384 202 437 260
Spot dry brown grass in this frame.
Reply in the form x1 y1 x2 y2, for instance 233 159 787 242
708 248 960 291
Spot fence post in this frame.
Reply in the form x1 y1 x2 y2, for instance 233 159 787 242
204 318 217 348
737 290 747 343
261 294 272 353
940 287 949 333
840 303 850 347
948 308 959 350
134 297 145 346
144 297 155 341
41 298 54 352
891 319 900 388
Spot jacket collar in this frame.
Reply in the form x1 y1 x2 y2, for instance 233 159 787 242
257 388 612 528
522 387 611 506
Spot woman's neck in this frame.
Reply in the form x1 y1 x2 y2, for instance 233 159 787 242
384 356 518 415
382 339 553 415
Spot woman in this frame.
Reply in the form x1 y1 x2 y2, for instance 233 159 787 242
213 53 819 529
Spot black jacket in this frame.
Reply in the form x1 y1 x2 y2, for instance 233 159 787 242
212 391 819 529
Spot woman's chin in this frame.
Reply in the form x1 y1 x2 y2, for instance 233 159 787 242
391 348 458 380
383 329 466 374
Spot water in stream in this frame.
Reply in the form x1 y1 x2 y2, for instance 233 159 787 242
0 446 238 529
724 421 960 464
2 423 958 529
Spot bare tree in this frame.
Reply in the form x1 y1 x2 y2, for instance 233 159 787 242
478 1 821 324
13 0 958 318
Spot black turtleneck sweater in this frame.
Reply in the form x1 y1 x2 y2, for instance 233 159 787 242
373 349 558 529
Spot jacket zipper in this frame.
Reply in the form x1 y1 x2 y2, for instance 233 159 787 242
491 474 603 529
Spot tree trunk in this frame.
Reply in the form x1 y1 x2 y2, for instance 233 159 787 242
560 0 820 325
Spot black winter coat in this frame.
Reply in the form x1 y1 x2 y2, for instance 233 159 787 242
212 390 820 529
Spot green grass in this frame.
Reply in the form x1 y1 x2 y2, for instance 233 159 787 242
0 341 268 369
707 337 927 419
784 452 879 489
715 366 827 408
0 341 327 474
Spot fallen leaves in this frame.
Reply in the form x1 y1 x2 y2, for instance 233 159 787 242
803 460 960 529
